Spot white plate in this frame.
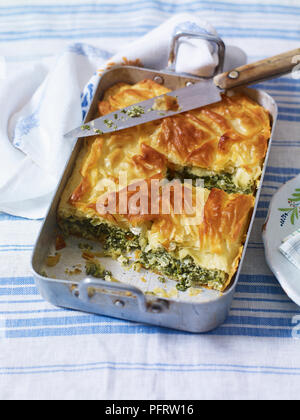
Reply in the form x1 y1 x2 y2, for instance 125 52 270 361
263 174 300 306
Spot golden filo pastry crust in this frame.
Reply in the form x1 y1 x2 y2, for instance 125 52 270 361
98 79 170 115
58 79 270 291
99 79 271 192
147 188 254 283
150 95 270 186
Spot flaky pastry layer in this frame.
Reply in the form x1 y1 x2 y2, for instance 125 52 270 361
58 79 269 291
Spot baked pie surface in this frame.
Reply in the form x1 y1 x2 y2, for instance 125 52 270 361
58 79 270 291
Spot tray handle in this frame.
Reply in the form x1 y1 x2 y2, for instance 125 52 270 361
77 278 169 314
168 31 225 78
214 48 300 89
78 277 147 311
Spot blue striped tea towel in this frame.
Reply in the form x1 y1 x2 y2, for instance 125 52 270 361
2 1 300 401
0 13 235 220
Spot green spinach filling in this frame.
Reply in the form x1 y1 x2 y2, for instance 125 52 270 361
85 261 112 280
60 216 140 253
137 249 227 291
60 216 227 290
167 167 253 195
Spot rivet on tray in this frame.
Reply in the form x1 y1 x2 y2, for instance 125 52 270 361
150 303 163 314
114 299 125 308
73 289 80 298
153 75 164 84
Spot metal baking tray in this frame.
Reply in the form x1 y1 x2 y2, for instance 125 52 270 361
31 33 278 333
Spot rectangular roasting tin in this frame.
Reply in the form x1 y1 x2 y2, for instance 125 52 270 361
31 32 278 333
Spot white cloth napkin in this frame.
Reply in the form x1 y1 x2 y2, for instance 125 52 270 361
0 13 245 219
280 229 300 270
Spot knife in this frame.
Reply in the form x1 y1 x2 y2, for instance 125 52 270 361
65 48 300 139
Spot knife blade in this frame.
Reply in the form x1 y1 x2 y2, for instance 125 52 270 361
65 47 300 139
64 80 221 139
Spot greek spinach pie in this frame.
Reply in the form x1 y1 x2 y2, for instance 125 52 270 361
58 79 271 292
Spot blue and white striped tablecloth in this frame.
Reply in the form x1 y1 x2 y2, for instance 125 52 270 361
1 0 300 400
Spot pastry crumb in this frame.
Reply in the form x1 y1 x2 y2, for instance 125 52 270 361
153 287 169 298
65 267 82 276
153 94 180 112
189 287 202 297
168 287 178 298
55 235 66 251
46 253 61 267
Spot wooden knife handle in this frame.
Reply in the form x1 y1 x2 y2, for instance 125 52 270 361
214 48 300 90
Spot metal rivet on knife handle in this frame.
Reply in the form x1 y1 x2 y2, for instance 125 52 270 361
228 70 240 80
